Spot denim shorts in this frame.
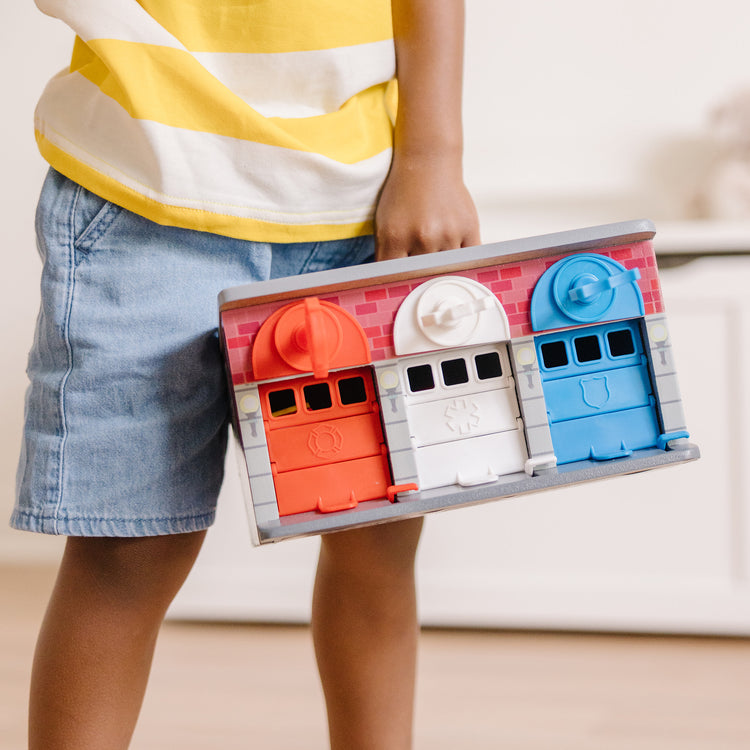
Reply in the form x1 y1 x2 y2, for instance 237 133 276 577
11 169 375 536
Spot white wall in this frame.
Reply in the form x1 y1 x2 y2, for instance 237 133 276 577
2 0 750 564
464 1 750 211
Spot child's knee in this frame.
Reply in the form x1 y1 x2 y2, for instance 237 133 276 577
320 517 424 580
60 532 206 611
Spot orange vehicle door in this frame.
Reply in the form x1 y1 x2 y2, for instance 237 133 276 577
259 368 392 516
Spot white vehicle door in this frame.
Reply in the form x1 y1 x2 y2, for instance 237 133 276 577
400 344 527 490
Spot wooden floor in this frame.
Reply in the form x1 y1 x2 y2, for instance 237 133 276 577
3 564 750 749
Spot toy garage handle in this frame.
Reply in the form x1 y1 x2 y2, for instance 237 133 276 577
420 296 493 327
568 268 641 303
304 297 332 379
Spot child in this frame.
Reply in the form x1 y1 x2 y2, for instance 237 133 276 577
12 1 480 748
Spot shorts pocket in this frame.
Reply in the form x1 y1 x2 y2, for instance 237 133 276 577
72 183 123 253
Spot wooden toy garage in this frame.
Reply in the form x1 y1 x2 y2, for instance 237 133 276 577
219 220 699 544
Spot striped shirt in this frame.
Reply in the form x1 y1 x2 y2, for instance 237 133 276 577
34 0 397 242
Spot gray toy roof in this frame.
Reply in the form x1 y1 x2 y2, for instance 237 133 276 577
218 219 656 309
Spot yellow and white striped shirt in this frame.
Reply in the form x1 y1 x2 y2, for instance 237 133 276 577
34 0 397 242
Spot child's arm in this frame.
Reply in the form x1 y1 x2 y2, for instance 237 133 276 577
375 0 480 260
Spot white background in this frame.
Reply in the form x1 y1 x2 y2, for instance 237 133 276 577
3 2 750 611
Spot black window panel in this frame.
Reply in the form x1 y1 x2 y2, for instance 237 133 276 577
304 382 332 411
268 388 297 418
607 329 636 357
441 358 469 386
407 364 435 392
540 341 568 369
475 351 503 380
574 335 602 363
338 376 367 405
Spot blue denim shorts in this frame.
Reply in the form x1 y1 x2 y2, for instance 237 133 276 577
12 169 375 536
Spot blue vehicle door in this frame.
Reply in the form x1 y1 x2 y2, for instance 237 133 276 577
534 319 661 463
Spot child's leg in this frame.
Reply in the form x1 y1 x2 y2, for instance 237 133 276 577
311 517 424 750
28 531 206 750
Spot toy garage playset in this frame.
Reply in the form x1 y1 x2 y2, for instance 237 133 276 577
219 219 699 544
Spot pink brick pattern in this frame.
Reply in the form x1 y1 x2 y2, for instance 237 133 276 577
222 241 663 384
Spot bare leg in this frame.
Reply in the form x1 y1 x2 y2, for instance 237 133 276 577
28 531 206 750
311 517 424 750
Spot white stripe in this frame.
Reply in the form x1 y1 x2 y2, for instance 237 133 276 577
35 0 186 49
193 40 395 118
35 0 394 119
36 73 392 226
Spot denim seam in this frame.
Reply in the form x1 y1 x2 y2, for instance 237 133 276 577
11 507 216 537
13 507 216 523
50 185 81 534
296 242 322 275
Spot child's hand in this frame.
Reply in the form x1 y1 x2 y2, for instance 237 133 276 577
374 151 480 260
377 0 479 261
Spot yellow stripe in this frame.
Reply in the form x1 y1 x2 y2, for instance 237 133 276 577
71 38 394 164
134 0 393 53
37 133 374 243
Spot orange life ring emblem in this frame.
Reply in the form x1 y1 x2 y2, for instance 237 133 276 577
307 424 344 459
